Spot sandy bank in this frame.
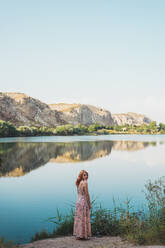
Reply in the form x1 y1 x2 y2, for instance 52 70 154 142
19 235 165 248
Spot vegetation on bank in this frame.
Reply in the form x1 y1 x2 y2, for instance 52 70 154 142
0 236 19 248
0 120 165 137
31 176 165 246
1 176 165 246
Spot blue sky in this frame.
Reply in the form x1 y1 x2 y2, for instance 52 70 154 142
0 0 165 123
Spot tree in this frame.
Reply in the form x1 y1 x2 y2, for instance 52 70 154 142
17 126 33 136
88 125 96 132
148 121 157 130
0 120 18 137
158 123 165 131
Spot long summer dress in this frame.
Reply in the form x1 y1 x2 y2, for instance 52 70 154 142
73 180 91 239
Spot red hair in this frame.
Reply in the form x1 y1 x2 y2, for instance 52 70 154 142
75 170 88 187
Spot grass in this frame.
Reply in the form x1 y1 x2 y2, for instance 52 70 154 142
0 236 20 248
30 176 165 246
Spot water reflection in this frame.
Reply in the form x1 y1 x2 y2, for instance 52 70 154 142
0 140 156 177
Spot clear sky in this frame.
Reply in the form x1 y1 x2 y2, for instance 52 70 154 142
0 0 165 123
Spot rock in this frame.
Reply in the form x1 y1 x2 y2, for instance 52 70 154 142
0 92 153 127
49 103 115 126
112 112 152 126
0 92 66 127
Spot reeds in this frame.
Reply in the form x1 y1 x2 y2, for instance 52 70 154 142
0 236 19 248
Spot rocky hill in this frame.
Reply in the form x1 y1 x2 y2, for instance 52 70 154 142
112 112 152 126
0 92 66 127
0 92 152 127
49 103 115 126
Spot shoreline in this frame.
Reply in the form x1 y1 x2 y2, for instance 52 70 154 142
0 132 165 139
18 235 165 248
1 177 165 247
0 120 165 138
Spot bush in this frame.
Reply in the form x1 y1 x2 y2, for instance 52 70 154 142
0 120 18 137
158 123 165 131
17 126 33 136
1 119 165 137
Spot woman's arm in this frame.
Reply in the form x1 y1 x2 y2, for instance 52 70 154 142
83 181 91 208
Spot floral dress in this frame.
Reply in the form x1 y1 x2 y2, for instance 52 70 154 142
73 180 91 239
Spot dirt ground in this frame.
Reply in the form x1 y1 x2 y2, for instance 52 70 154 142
19 235 165 248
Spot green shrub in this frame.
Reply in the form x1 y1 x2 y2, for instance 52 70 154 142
1 119 165 137
17 126 33 136
0 120 18 137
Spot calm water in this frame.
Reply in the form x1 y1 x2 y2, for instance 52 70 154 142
0 134 165 244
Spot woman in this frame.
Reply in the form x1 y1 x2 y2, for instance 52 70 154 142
73 170 92 240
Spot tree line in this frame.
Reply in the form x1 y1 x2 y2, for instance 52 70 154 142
0 120 165 137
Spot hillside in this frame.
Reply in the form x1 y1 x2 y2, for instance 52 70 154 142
112 112 152 126
0 92 66 127
0 92 152 127
49 103 115 126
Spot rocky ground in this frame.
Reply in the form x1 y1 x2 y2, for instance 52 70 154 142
19 235 165 248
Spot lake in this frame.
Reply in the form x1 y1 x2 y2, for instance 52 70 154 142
0 134 165 244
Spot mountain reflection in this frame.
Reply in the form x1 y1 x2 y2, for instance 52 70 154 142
0 140 156 177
